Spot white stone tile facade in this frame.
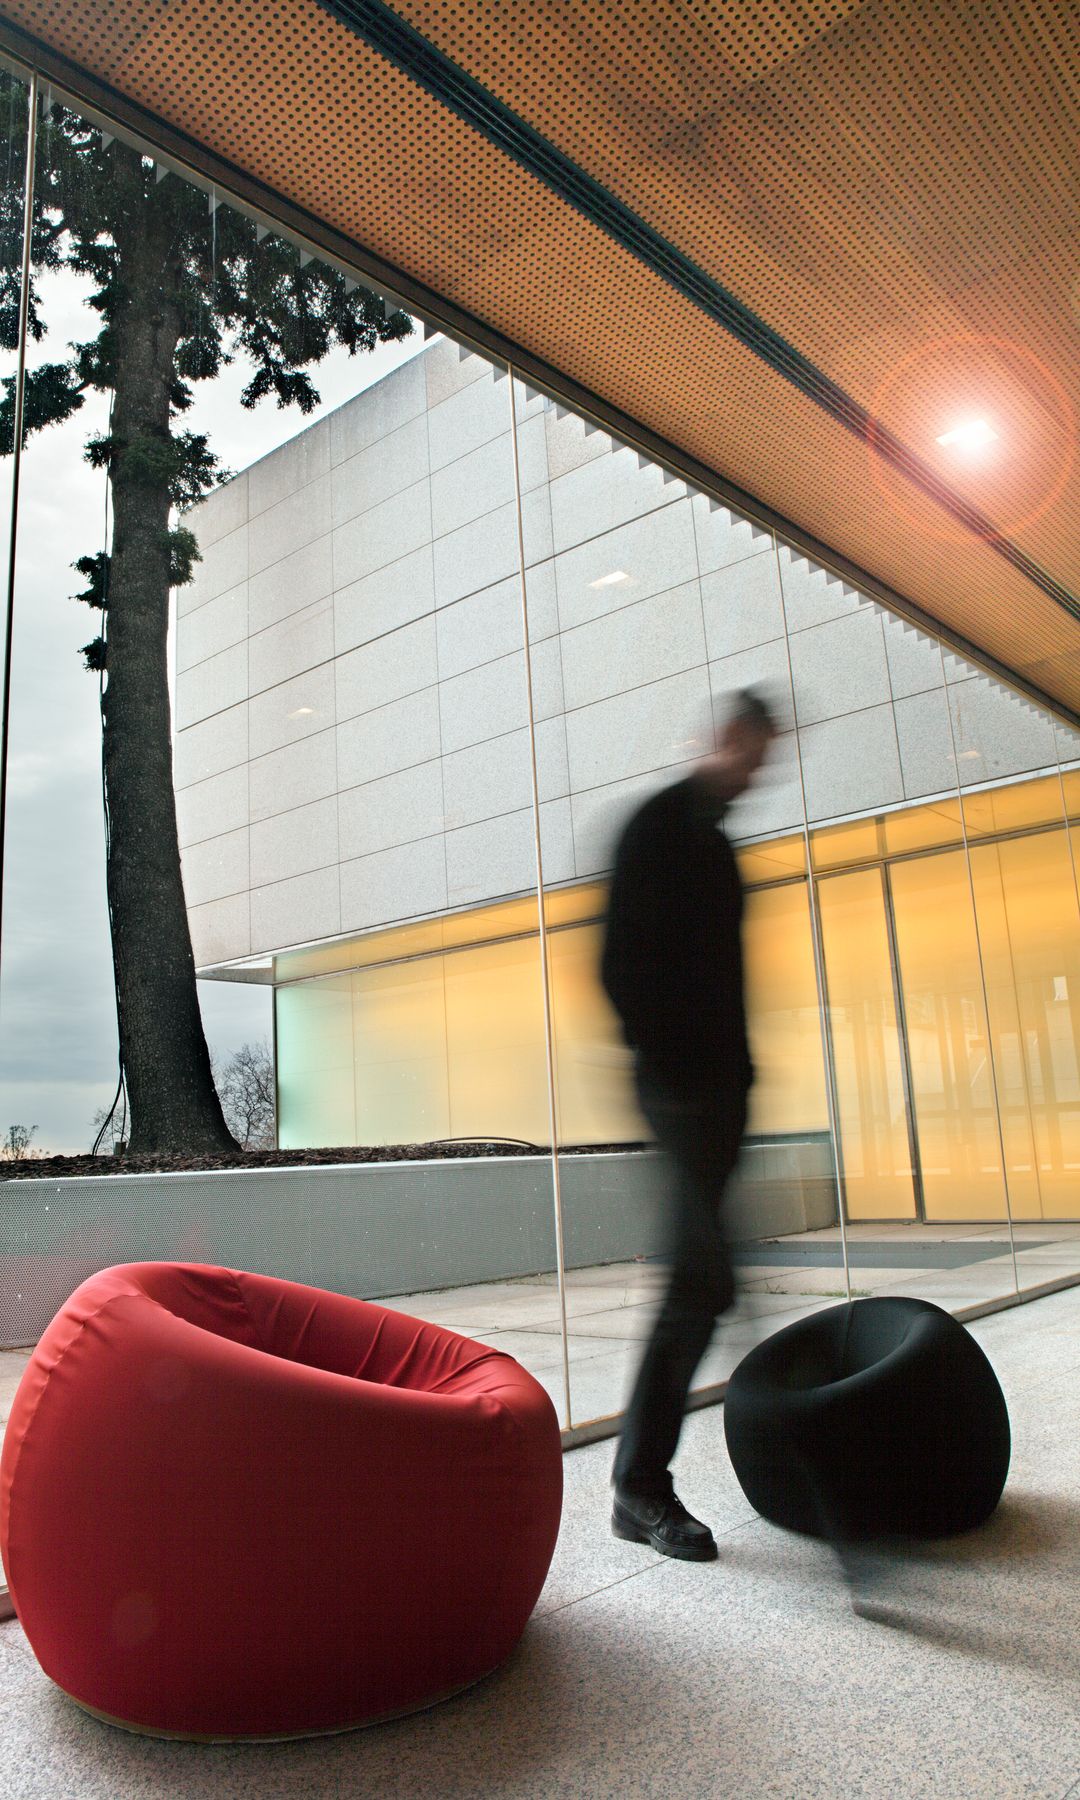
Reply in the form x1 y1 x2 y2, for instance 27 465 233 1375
176 339 1069 969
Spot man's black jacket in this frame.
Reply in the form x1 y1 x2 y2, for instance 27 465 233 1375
601 774 751 1100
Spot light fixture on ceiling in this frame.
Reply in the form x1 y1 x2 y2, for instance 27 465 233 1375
287 705 316 719
935 419 999 451
588 569 630 589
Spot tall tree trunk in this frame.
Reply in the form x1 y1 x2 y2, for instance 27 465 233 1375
103 209 237 1155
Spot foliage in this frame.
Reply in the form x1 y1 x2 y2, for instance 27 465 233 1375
211 1040 277 1150
0 1123 40 1160
0 90 411 485
0 73 411 1150
91 1039 276 1153
89 1102 127 1154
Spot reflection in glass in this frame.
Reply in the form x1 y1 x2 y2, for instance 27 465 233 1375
961 735 1080 1295
889 851 1010 1221
243 341 567 1421
817 860 918 1216
967 831 1080 1220
0 62 30 1591
516 372 855 1431
0 86 569 1429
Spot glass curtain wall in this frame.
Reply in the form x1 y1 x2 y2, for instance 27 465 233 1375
508 368 1080 1426
267 339 566 1422
2 55 1079 1473
511 372 843 1431
778 562 1018 1310
945 674 1080 1292
0 75 568 1450
0 61 29 1596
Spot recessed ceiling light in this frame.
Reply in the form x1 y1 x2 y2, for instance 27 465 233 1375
287 705 316 719
936 419 999 450
588 569 630 589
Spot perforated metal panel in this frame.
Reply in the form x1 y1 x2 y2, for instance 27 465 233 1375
1 0 1077 709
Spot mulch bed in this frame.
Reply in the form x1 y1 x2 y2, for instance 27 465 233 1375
3 1141 647 1180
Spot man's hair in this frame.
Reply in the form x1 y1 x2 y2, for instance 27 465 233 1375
728 685 780 735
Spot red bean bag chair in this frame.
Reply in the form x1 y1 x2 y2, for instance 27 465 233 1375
0 1263 563 1740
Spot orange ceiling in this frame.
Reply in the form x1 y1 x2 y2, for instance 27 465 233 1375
1 0 1077 713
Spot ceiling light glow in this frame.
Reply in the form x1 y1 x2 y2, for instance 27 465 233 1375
936 418 998 450
588 569 630 589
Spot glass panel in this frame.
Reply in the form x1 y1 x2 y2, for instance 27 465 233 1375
0 85 567 1446
816 867 917 1221
773 540 1030 1308
939 666 1079 1290
889 851 1013 1221
547 921 640 1146
963 772 1071 839
0 62 30 1590
736 830 806 884
744 883 830 1144
261 338 565 1421
277 975 357 1147
2 86 124 1179
967 831 1080 1221
519 374 846 1436
882 798 963 858
811 816 882 871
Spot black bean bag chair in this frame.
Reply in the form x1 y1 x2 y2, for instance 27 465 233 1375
724 1296 1010 1541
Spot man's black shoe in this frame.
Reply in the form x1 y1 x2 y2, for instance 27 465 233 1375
611 1486 718 1561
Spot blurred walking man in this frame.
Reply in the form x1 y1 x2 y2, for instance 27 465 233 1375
601 689 777 1560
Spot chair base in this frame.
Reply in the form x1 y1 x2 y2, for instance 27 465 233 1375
57 1669 493 1743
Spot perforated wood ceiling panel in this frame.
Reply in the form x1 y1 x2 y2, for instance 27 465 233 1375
3 0 1077 710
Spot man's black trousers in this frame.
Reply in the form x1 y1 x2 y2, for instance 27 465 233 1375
613 1070 748 1497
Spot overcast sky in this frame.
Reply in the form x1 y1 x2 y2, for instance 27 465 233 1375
0 261 426 1152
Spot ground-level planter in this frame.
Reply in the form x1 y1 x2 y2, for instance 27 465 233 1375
0 1138 836 1347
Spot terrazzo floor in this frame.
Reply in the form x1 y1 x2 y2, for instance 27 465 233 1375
3 1283 1080 1797
381 1222 1080 1429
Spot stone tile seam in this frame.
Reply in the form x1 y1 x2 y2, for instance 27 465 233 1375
177 689 1050 817
245 477 691 610
536 1514 763 1622
537 1562 664 1618
426 382 453 957
186 484 538 620
178 529 916 662
178 584 565 709
236 789 573 878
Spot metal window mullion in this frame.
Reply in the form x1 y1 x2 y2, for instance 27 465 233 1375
506 366 572 1432
0 67 38 978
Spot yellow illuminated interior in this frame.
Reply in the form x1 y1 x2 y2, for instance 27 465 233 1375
968 831 1080 1217
743 883 829 1137
811 818 883 871
882 801 963 858
962 774 1074 841
276 878 831 1151
274 771 1080 1223
889 853 1012 1220
736 834 807 885
816 867 917 1220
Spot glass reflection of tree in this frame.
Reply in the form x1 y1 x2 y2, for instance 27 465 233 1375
0 79 410 1152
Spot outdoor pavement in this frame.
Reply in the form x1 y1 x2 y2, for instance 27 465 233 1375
2 1283 1080 1796
383 1221 1080 1429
